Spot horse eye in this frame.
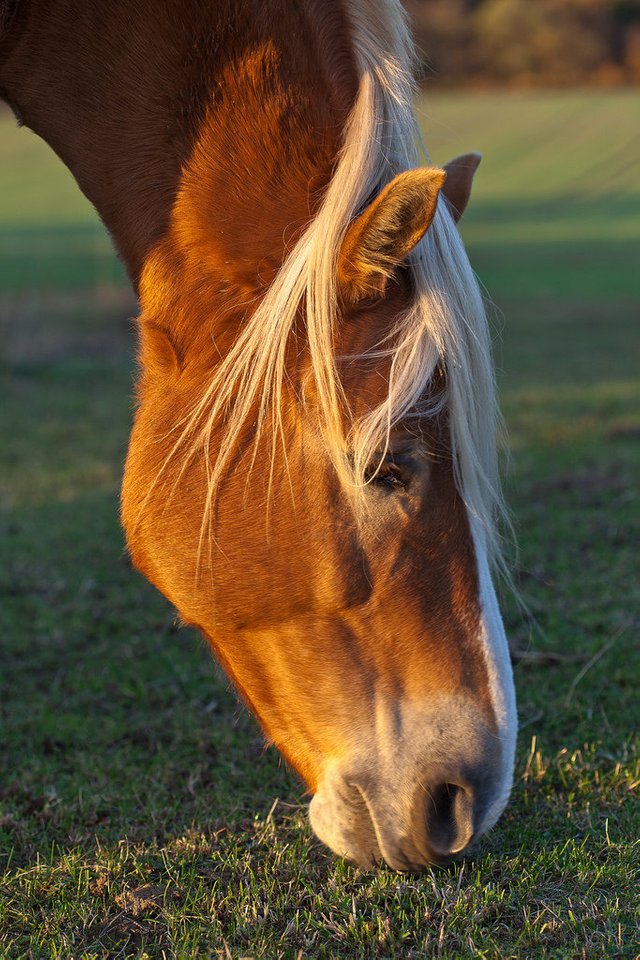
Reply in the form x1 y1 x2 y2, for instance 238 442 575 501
365 460 411 493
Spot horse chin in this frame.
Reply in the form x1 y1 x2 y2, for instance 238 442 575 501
309 769 445 873
309 769 382 870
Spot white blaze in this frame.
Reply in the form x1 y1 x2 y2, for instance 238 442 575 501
472 521 518 833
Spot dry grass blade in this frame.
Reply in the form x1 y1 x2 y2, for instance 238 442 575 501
564 620 632 707
511 649 588 665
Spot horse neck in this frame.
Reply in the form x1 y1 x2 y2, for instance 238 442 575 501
0 0 357 321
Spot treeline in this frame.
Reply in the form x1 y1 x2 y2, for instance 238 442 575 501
403 0 640 86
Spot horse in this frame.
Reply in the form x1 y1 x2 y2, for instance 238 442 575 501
0 0 517 871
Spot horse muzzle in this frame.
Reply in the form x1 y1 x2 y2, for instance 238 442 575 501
309 704 514 871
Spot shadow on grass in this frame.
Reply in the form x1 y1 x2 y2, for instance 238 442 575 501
0 492 301 868
0 223 126 293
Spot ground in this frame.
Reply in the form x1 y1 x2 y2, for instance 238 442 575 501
0 91 638 958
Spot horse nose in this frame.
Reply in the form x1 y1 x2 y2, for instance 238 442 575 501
424 780 475 859
372 763 489 867
353 770 482 870
309 719 511 871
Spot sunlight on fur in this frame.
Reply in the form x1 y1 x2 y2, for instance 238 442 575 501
149 0 508 575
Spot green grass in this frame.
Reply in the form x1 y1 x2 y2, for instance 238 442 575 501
424 90 640 301
1 92 639 958
0 117 125 292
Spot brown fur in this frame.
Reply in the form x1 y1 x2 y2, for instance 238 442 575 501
441 153 483 223
1 0 495 821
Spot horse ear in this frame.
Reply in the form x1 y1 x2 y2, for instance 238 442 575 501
441 152 481 223
338 167 445 304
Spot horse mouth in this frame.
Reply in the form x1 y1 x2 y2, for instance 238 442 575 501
310 781 481 872
309 770 467 872
309 773 381 869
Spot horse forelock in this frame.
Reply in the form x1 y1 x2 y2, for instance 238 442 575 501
147 0 508 578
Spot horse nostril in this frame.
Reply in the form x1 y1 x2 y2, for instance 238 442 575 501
426 782 475 858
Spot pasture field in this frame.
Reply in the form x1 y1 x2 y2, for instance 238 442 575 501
1 91 639 958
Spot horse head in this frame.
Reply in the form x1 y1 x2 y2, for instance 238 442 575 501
0 0 517 871
123 144 516 870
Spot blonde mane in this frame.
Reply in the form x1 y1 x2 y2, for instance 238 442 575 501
156 0 508 572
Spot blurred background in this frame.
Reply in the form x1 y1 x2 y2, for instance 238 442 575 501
407 0 640 87
1 0 638 367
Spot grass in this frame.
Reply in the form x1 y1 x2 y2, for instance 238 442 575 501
0 91 639 958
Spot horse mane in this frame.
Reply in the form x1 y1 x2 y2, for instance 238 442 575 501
155 0 508 574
